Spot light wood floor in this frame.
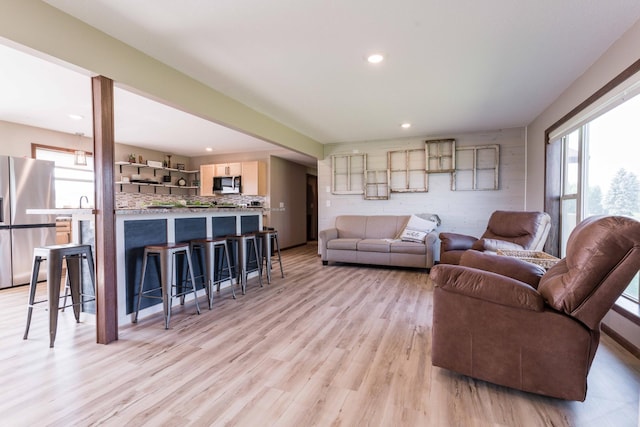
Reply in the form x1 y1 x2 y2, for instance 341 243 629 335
1 243 639 426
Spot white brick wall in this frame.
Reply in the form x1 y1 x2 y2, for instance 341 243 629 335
318 127 527 258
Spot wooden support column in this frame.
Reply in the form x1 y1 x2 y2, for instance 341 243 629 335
92 75 118 344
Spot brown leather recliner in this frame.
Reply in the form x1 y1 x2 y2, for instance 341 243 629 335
439 210 551 264
430 215 640 401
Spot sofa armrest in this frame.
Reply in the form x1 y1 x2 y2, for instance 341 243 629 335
431 264 545 311
459 250 544 288
439 232 477 251
425 231 438 268
318 228 338 260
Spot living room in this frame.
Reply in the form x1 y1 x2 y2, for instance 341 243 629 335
1 1 640 425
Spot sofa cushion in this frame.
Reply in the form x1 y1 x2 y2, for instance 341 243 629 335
390 240 427 255
365 216 409 239
357 239 391 253
327 238 360 250
335 216 367 239
399 215 438 243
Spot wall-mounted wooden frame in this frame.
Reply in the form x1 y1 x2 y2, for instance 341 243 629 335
425 139 456 173
364 169 390 199
331 153 366 194
452 144 499 191
388 148 428 192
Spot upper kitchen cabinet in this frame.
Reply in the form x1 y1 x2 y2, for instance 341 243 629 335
242 161 267 196
214 162 242 177
200 164 215 196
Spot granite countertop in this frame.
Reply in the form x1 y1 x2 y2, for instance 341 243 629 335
115 207 270 215
28 207 281 216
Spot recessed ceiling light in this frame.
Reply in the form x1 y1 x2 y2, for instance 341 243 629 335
367 53 384 64
68 114 84 120
401 123 411 129
205 147 213 152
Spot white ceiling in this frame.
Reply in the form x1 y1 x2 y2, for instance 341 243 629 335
3 1 640 164
0 42 310 164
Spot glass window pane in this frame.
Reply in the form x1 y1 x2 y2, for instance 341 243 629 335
560 198 577 257
35 147 94 208
563 129 580 196
560 92 640 301
585 93 640 220
623 273 639 302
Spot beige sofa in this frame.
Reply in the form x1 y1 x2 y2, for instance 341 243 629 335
319 214 440 269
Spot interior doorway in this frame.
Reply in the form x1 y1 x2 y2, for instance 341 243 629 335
306 174 318 241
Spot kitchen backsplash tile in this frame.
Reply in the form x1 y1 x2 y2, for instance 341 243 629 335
115 192 266 209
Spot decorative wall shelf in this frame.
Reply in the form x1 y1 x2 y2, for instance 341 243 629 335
115 161 199 194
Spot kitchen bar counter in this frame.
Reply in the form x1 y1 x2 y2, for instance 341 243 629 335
32 207 265 325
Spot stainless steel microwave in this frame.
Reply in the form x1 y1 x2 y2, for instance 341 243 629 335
213 176 241 194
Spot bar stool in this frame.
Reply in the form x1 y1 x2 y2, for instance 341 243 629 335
23 243 96 348
133 242 200 329
256 228 284 284
226 233 263 294
190 237 236 307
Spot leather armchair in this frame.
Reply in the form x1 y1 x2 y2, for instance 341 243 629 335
430 215 640 401
439 210 551 264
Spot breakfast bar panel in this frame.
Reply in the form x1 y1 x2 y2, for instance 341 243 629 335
124 219 168 314
241 215 260 233
115 209 263 323
212 216 237 238
175 217 207 242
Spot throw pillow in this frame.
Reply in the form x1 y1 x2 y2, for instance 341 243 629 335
399 214 438 243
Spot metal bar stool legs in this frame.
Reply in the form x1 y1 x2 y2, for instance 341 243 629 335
23 244 96 347
272 231 284 279
227 234 262 294
257 229 285 284
133 242 200 329
191 238 236 307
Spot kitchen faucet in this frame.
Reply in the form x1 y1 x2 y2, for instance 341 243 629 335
79 195 89 208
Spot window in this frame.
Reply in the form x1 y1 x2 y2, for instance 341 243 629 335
555 93 640 302
33 144 94 208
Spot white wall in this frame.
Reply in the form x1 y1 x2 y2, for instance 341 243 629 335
318 128 527 250
0 119 91 156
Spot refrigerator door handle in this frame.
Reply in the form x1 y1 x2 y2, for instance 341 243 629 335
0 197 3 223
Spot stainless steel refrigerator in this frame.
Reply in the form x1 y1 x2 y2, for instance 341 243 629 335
0 156 56 288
